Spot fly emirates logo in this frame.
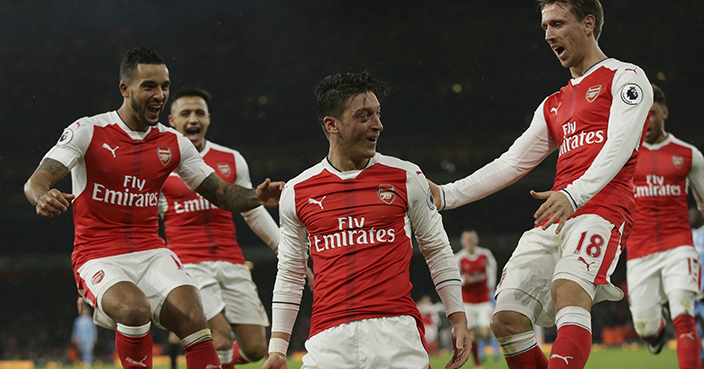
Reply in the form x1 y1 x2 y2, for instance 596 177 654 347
92 175 158 207
634 174 682 198
558 121 605 157
311 216 396 253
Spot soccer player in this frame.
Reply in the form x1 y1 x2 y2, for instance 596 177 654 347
456 230 498 369
23 47 283 369
261 71 470 369
626 84 704 369
72 299 98 369
160 87 279 368
428 1 653 368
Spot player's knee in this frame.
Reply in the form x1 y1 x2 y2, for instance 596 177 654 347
211 330 234 351
633 316 661 339
240 340 267 362
491 311 530 338
114 304 151 326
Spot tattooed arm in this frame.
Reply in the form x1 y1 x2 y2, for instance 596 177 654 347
195 173 283 213
24 158 75 218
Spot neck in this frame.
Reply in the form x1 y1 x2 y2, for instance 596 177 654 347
117 104 148 132
648 131 669 145
327 147 371 172
570 45 607 78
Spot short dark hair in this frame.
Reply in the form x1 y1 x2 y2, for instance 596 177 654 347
651 84 666 107
170 87 212 114
119 47 166 83
315 70 391 123
537 0 604 41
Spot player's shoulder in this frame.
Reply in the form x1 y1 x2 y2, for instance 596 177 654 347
669 134 702 154
71 111 118 129
204 140 243 158
477 246 495 256
285 160 327 189
375 153 422 174
600 58 643 73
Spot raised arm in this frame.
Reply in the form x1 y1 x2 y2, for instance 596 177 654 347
24 158 75 218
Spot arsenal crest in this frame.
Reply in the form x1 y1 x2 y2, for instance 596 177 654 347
91 270 105 285
157 147 172 166
377 184 397 205
672 155 684 169
585 85 602 103
217 162 232 176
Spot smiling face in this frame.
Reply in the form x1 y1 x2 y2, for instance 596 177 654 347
169 95 211 151
119 63 170 131
325 91 383 171
541 3 594 75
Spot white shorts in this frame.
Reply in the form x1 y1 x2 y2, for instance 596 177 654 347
495 214 624 327
302 316 429 369
185 261 269 326
464 302 493 330
75 248 195 330
627 245 703 313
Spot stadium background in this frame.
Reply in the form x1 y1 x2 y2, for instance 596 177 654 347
1 0 703 363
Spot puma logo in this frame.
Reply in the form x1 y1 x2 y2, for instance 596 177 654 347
308 196 326 210
550 103 561 115
102 143 119 158
578 256 596 271
125 356 148 367
550 354 574 365
680 332 696 341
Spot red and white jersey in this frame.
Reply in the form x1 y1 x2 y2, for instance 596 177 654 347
43 111 213 271
270 153 463 338
456 247 497 304
159 140 279 264
440 59 652 235
628 134 704 260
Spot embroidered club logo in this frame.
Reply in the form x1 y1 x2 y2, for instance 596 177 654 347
585 85 602 103
672 155 684 169
217 163 231 176
157 147 172 166
377 184 397 205
91 270 105 285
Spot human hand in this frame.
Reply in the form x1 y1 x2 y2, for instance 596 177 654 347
446 312 470 369
76 297 88 315
256 179 285 207
427 179 442 210
36 188 75 218
531 190 574 234
261 353 288 369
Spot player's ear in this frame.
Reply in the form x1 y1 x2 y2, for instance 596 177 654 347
168 115 176 128
323 116 339 135
662 107 669 120
583 14 596 37
119 81 130 98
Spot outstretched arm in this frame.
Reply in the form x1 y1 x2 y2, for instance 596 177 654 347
24 158 75 218
195 173 283 213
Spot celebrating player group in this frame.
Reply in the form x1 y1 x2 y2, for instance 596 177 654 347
24 1 704 369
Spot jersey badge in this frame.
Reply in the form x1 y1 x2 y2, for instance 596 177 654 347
217 162 231 177
157 147 172 166
672 155 684 169
620 83 644 105
377 184 397 205
585 85 602 103
91 270 105 285
57 128 74 146
426 188 436 210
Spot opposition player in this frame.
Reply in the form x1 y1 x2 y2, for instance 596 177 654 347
160 87 279 368
626 84 704 369
690 207 704 365
456 230 497 369
24 47 283 369
261 71 470 369
72 300 98 369
429 1 653 368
